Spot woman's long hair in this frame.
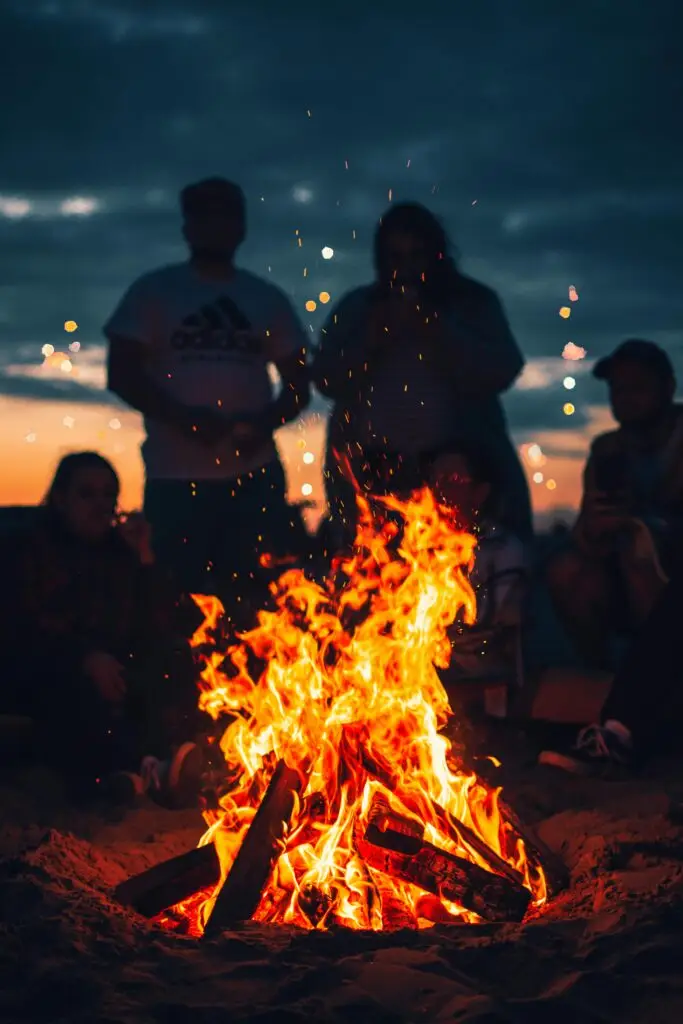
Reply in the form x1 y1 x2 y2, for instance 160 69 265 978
373 202 462 306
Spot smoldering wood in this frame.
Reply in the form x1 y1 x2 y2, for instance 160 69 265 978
355 800 532 923
113 842 219 918
202 759 304 939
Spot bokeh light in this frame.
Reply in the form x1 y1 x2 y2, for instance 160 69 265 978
64 320 78 332
60 359 72 373
559 306 571 319
301 483 313 496
69 341 80 353
42 344 54 357
562 342 587 361
546 479 557 491
532 472 544 484
305 300 317 312
303 451 315 464
569 285 579 302
563 376 576 389
319 291 331 304
321 246 334 259
109 418 121 430
563 402 575 416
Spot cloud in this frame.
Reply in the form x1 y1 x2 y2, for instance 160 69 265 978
1 0 681 455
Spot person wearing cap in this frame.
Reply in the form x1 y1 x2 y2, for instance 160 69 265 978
104 178 310 624
547 338 683 669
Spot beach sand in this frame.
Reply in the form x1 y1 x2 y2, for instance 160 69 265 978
2 746 683 1024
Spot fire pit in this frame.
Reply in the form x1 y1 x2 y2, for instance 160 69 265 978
116 489 566 935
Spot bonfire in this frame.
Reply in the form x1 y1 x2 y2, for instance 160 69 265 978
117 488 563 936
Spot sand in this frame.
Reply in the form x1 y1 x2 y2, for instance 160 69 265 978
2 752 683 1024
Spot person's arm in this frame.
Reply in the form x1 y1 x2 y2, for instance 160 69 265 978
310 287 378 402
105 276 207 438
424 285 524 396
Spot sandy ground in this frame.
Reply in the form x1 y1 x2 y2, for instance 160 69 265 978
2 746 683 1024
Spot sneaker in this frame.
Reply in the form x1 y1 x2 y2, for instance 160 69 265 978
538 723 633 777
141 742 205 809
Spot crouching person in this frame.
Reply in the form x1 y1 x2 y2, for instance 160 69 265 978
0 452 204 807
424 440 528 683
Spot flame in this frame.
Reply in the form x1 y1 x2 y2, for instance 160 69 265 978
163 488 547 934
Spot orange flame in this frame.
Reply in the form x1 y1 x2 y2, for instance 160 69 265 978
165 488 546 933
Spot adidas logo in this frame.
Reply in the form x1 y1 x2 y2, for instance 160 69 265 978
170 297 262 354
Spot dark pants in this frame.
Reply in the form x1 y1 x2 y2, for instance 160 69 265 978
144 460 297 629
602 572 683 758
2 641 198 791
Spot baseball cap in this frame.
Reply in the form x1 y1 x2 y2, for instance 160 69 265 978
593 339 675 382
180 177 246 218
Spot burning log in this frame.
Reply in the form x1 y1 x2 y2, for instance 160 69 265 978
356 796 532 923
202 759 303 939
496 796 569 896
114 842 219 919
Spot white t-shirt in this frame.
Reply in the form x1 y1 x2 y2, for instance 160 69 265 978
103 263 307 481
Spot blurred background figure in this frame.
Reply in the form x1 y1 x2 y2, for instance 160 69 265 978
311 201 531 553
105 177 310 628
546 340 683 669
0 452 202 806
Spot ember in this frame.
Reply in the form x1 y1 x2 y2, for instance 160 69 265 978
118 488 559 934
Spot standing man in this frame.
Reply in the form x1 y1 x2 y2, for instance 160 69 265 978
105 178 310 625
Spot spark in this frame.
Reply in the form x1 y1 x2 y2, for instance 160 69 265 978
388 188 393 201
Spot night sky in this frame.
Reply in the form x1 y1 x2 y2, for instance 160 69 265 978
1 0 681 519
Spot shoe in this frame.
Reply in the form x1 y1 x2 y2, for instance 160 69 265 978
141 741 205 809
538 723 633 777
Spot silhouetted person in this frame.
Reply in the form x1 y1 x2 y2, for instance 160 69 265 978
105 178 310 624
311 202 531 549
546 340 683 669
540 569 683 776
0 453 201 805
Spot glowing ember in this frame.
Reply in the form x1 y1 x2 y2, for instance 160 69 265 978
162 488 547 935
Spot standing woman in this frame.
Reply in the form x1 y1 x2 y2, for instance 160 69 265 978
311 202 532 547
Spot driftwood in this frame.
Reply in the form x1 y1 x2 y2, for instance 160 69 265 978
356 797 532 923
114 842 219 918
202 759 303 939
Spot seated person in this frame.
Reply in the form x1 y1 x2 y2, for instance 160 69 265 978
547 340 683 670
0 451 203 805
539 568 683 776
424 441 528 680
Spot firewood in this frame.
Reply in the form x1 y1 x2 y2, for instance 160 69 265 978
359 745 525 888
496 796 569 896
355 799 532 923
202 759 303 938
113 842 219 918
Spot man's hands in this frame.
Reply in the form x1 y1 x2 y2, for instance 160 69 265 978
583 491 635 539
83 650 127 704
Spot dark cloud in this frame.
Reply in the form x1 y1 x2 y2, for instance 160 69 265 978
1 0 682 441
